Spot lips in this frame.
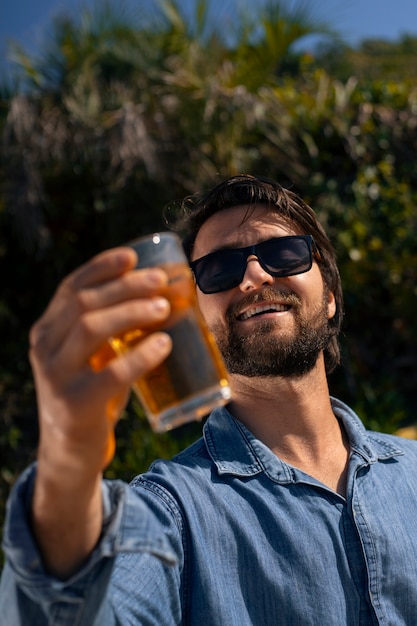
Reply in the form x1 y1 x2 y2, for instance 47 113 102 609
237 302 291 321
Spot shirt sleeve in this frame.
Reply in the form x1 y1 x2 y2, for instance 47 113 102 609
0 464 181 625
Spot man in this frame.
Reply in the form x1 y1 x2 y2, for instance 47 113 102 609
1 174 417 625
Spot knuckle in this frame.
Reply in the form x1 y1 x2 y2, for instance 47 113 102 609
60 274 77 298
73 289 91 313
77 314 97 341
134 335 169 370
29 320 41 348
29 318 48 355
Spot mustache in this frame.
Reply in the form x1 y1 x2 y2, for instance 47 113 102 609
226 287 302 321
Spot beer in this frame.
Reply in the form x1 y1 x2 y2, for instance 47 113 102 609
108 258 231 431
90 233 232 431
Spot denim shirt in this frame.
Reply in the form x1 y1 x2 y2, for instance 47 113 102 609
2 397 417 625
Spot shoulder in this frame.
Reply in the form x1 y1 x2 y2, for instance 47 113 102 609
148 434 212 477
129 436 213 509
365 429 417 475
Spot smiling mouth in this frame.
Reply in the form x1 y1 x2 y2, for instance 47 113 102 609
237 303 291 321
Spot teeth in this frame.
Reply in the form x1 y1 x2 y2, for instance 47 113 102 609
239 303 289 321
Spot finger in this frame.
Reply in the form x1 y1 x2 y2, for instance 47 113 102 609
30 252 167 362
91 332 173 400
95 333 173 469
60 296 171 372
69 247 137 291
74 267 169 314
29 248 135 354
33 333 171 448
33 248 138 340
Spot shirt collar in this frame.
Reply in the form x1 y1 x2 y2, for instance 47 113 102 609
203 397 404 481
331 396 403 462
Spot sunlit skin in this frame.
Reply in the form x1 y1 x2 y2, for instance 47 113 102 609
191 205 349 495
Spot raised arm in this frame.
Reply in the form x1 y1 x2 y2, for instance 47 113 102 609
28 246 172 579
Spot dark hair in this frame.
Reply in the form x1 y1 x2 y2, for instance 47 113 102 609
172 174 343 374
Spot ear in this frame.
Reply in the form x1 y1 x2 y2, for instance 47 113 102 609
327 290 336 320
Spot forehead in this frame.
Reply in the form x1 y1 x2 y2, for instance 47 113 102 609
192 204 299 260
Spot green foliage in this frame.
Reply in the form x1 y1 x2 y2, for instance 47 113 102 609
259 71 417 427
1 0 417 559
105 396 204 482
315 35 417 82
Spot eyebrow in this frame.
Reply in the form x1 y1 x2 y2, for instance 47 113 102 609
192 241 244 260
196 236 285 258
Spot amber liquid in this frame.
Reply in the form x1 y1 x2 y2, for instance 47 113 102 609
105 262 231 431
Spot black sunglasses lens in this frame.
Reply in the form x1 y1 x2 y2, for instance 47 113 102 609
194 249 244 293
259 237 312 277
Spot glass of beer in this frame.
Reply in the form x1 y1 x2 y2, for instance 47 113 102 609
109 232 232 432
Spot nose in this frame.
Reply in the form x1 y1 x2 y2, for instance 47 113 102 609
239 255 274 292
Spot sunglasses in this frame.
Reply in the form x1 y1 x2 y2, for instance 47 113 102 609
190 235 318 294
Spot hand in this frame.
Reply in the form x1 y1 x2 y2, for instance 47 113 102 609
30 246 173 476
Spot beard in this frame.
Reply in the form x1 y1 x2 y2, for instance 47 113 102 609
211 288 332 378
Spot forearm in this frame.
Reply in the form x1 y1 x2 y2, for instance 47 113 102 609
1 467 116 626
32 460 103 579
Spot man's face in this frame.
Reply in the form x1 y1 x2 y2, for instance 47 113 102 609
191 205 336 378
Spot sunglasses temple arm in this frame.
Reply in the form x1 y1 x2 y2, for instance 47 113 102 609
311 239 322 262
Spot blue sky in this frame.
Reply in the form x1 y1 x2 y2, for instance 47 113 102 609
2 0 417 74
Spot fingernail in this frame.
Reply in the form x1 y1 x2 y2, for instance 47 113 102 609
145 269 165 286
152 297 169 313
155 333 171 348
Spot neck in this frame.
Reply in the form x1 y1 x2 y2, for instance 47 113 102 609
228 358 349 496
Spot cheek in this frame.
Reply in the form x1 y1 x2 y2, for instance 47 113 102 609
292 269 330 312
196 292 226 327
196 291 212 322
